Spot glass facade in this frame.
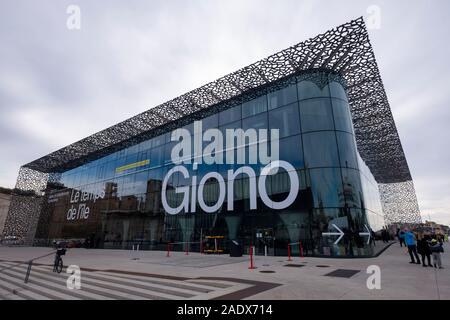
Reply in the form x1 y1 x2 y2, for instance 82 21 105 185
37 71 385 257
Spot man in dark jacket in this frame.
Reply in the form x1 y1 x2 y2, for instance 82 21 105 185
417 234 433 267
398 229 406 247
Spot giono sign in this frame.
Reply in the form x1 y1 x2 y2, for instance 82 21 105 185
162 121 300 215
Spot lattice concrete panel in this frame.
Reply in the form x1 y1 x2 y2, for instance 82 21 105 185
2 194 45 243
2 167 49 241
14 167 49 195
379 181 421 224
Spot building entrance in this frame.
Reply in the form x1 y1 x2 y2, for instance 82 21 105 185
255 228 275 256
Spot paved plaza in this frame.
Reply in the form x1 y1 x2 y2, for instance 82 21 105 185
0 242 449 300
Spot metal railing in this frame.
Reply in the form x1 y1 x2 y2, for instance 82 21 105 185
0 250 57 283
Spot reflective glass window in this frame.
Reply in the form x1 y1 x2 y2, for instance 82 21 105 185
122 174 136 196
148 167 165 186
242 113 268 132
219 104 241 125
79 170 89 186
86 166 97 184
303 132 339 168
126 144 139 156
164 141 177 165
329 82 348 101
341 168 363 209
150 145 164 168
125 153 138 169
138 139 152 152
114 176 125 197
219 120 242 168
332 98 353 133
309 168 344 208
269 102 301 138
299 98 334 132
336 132 358 169
64 174 74 188
312 208 342 230
152 134 166 147
297 80 330 100
278 135 304 169
242 95 267 118
220 119 242 138
116 149 127 159
132 171 149 195
200 114 218 131
267 84 297 110
96 165 106 180
105 161 116 179
137 149 150 162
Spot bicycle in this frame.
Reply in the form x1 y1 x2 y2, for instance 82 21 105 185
53 248 66 273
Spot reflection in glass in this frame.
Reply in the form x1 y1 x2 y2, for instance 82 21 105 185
219 104 241 125
341 168 363 209
297 80 330 100
268 84 297 110
332 98 353 133
299 98 334 132
329 82 348 101
269 103 301 138
42 71 386 258
303 131 339 168
278 135 304 169
308 168 345 208
242 95 267 118
242 113 268 132
336 132 358 169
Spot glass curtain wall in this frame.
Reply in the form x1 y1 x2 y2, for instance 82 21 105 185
39 70 385 257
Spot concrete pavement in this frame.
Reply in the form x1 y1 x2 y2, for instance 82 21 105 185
0 241 449 299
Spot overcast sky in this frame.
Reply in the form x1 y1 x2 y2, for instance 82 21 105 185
0 0 449 225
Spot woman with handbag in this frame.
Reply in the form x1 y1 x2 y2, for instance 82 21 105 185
430 238 444 269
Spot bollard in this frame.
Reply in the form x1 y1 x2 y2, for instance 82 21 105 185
248 242 255 269
166 242 171 257
24 260 33 283
300 241 304 259
287 244 292 261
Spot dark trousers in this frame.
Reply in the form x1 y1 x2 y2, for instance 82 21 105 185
421 253 432 266
407 245 420 263
399 238 406 247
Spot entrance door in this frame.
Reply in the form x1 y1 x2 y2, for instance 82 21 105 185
255 228 275 256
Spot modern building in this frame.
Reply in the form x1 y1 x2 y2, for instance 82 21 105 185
3 18 421 257
0 187 12 239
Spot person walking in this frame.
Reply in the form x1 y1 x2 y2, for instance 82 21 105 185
417 234 433 267
404 229 421 264
430 239 444 269
398 229 406 247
